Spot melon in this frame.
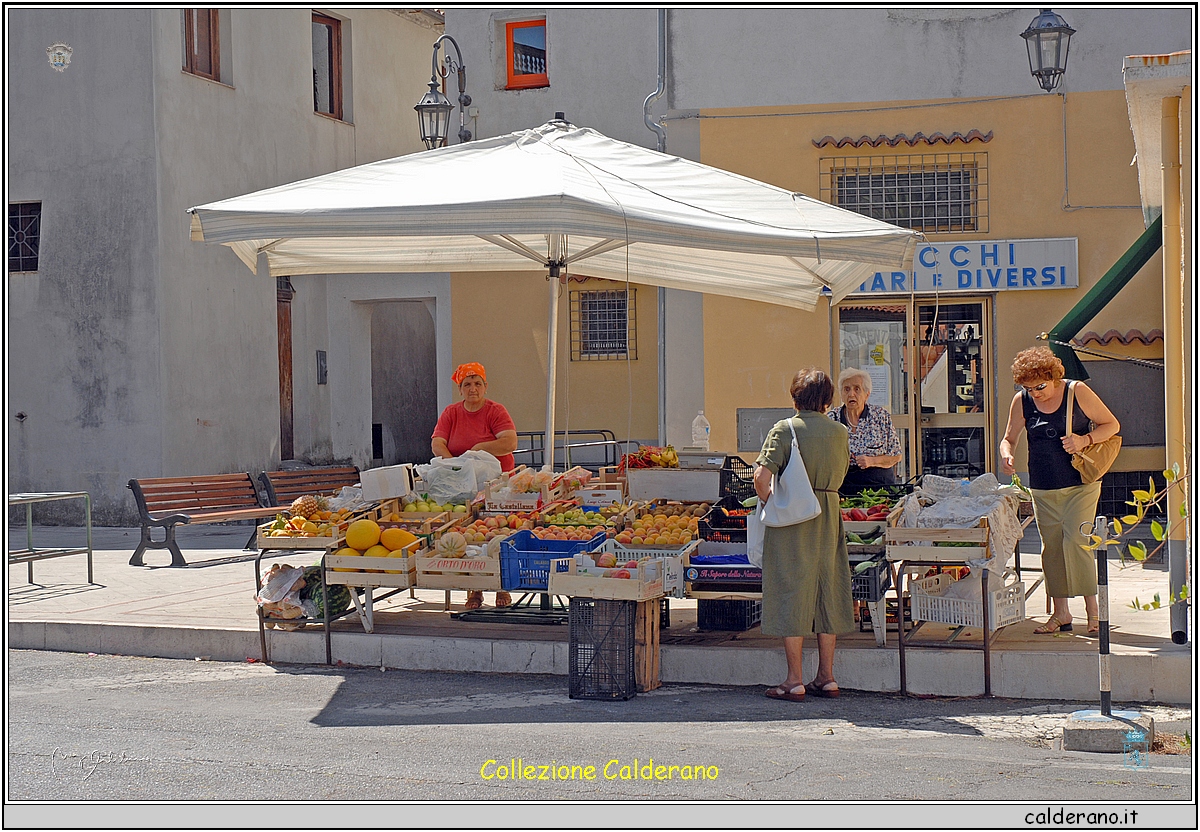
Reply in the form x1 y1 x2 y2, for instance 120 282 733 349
380 527 418 551
345 519 382 550
331 546 361 572
362 543 390 573
435 531 468 558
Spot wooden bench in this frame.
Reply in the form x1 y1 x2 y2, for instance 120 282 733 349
127 474 282 567
259 466 361 507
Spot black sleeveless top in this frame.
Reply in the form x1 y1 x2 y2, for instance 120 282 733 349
1023 382 1090 490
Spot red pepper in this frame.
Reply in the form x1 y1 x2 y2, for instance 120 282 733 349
850 508 868 521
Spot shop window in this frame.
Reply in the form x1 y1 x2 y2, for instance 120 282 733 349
8 202 42 273
182 9 220 81
312 12 343 119
820 153 988 234
506 19 548 89
570 288 636 360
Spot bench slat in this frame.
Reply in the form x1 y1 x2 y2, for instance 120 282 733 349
261 467 360 504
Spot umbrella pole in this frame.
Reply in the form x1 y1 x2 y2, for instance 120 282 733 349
544 240 563 472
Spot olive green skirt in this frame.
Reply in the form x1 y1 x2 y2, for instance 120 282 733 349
1030 482 1102 598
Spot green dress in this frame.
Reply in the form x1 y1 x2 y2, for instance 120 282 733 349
755 412 853 637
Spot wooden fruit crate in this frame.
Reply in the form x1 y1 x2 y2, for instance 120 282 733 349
415 549 503 591
547 557 664 601
885 519 990 563
635 598 660 693
325 539 421 588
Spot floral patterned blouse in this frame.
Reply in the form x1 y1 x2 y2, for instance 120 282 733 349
827 403 902 459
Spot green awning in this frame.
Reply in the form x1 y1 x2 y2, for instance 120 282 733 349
1046 214 1163 380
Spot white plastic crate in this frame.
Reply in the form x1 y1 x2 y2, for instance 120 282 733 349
909 570 1025 631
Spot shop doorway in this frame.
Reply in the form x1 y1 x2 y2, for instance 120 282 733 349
370 301 438 466
834 303 914 482
915 300 991 479
834 297 992 481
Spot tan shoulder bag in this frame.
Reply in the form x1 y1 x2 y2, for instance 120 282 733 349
1066 381 1121 484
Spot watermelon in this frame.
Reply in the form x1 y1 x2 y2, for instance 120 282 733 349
299 566 352 618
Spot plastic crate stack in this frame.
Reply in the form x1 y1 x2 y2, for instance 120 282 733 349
696 598 762 632
719 456 756 502
569 598 638 700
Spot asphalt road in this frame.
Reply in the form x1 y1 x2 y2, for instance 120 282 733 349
6 649 1194 828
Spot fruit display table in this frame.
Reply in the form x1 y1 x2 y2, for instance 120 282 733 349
8 491 93 584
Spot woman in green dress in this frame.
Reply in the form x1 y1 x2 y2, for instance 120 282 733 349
754 368 852 701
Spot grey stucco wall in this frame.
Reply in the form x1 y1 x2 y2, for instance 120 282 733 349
9 9 439 523
7 9 163 523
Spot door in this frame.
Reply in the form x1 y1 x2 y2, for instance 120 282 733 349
915 300 991 479
370 301 438 466
276 277 295 460
833 302 914 482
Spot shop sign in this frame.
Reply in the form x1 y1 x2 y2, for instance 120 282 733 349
846 237 1078 295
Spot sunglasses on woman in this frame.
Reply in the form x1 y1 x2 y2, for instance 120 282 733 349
1020 381 1050 393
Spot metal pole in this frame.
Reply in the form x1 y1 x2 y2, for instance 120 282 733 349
1159 96 1189 645
544 236 563 472
644 9 668 448
1094 514 1112 717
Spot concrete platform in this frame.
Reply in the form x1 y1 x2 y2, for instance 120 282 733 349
7 523 1192 704
1062 709 1156 752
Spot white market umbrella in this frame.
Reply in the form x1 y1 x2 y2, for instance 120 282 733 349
189 118 920 469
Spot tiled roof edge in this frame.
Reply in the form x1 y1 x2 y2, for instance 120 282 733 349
813 129 993 149
1072 328 1164 346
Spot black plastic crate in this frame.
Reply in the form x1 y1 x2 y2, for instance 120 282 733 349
850 558 891 602
719 456 756 502
569 598 637 700
697 598 762 632
858 596 912 633
699 494 751 542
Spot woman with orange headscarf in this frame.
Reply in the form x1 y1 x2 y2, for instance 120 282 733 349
432 362 518 609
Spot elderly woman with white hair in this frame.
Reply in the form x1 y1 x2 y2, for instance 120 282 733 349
828 368 903 495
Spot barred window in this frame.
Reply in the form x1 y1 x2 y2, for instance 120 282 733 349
820 153 988 234
570 288 636 360
9 202 42 273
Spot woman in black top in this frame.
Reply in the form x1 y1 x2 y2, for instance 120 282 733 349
999 347 1120 635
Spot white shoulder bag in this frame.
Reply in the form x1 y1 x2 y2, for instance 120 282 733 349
761 418 822 528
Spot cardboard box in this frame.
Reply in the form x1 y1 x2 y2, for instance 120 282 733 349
359 464 415 502
626 468 719 502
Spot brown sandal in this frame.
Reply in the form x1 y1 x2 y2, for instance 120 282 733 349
765 682 806 702
464 591 484 610
1034 615 1073 634
806 679 840 698
495 591 513 608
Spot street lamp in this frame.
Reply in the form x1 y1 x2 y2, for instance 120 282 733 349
1020 8 1075 93
415 34 472 149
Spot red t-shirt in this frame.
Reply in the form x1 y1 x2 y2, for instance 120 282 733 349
431 400 517 472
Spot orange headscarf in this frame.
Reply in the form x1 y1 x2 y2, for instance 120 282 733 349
451 362 487 385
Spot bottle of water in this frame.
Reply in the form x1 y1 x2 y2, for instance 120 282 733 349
691 411 711 451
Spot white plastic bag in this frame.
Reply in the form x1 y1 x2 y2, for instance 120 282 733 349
416 451 502 504
746 506 766 568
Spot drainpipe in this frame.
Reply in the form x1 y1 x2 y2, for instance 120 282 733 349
644 9 668 448
1160 96 1189 644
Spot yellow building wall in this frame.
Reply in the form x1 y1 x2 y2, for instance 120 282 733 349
449 272 659 443
697 90 1164 470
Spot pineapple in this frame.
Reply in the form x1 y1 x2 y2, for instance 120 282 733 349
289 494 327 519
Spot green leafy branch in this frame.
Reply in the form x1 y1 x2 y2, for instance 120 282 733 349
1080 463 1191 610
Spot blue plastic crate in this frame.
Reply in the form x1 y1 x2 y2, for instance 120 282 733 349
500 529 607 592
